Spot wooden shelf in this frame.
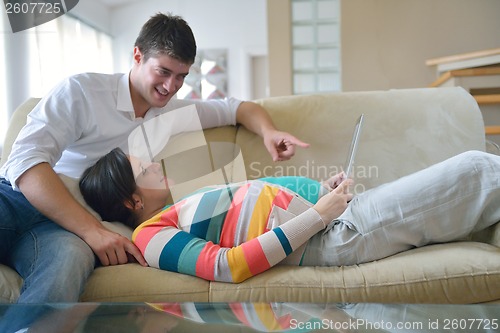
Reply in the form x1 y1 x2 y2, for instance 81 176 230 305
426 48 500 66
426 48 500 73
430 66 500 87
427 49 500 140
485 126 500 135
474 94 500 105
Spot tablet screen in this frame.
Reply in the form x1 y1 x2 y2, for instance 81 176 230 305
344 114 365 179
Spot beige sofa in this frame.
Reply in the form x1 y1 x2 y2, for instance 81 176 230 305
1 87 499 304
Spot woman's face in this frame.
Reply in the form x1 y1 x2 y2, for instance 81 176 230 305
129 155 173 207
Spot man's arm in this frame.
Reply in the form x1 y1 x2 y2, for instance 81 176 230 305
235 101 310 161
17 163 147 266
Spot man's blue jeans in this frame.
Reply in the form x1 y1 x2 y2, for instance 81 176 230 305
0 178 95 303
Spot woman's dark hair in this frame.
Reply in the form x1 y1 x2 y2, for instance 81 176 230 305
79 148 138 228
134 12 197 64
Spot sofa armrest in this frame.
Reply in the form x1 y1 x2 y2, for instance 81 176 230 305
1 98 41 168
486 139 500 155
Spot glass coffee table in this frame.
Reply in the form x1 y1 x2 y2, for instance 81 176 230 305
0 302 498 332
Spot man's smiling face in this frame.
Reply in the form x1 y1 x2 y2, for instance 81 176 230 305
131 48 191 112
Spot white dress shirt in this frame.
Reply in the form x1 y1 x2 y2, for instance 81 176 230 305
0 72 240 189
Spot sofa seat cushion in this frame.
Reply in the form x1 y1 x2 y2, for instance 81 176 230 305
0 264 22 303
209 242 500 304
80 263 210 302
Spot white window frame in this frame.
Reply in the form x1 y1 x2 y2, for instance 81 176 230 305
291 0 341 94
0 14 113 155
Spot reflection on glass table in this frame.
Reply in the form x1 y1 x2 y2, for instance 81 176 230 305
0 302 498 333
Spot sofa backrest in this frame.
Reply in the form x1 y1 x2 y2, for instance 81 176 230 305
1 87 485 198
241 87 485 193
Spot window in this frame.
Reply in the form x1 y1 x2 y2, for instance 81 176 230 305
0 12 7 151
0 14 112 153
291 0 341 94
29 14 113 97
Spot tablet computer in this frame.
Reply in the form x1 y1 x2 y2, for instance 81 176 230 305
344 114 365 179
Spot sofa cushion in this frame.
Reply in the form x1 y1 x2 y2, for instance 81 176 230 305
241 88 485 192
209 242 500 304
150 126 244 202
0 264 22 303
58 174 133 239
80 264 210 302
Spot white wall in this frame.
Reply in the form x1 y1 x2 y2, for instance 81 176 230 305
72 0 111 34
341 0 500 91
0 0 111 121
110 0 268 100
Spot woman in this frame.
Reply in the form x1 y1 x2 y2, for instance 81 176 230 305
79 148 500 283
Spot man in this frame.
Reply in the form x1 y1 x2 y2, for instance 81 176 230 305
0 13 308 305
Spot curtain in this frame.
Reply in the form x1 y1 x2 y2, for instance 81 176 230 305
30 14 113 97
0 14 113 152
0 12 7 148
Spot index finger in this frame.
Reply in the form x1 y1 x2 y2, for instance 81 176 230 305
125 242 148 267
333 179 352 194
287 135 310 148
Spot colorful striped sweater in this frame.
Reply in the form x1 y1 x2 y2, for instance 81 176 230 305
132 177 328 283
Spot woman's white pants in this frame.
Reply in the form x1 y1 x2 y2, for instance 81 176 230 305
302 150 500 266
